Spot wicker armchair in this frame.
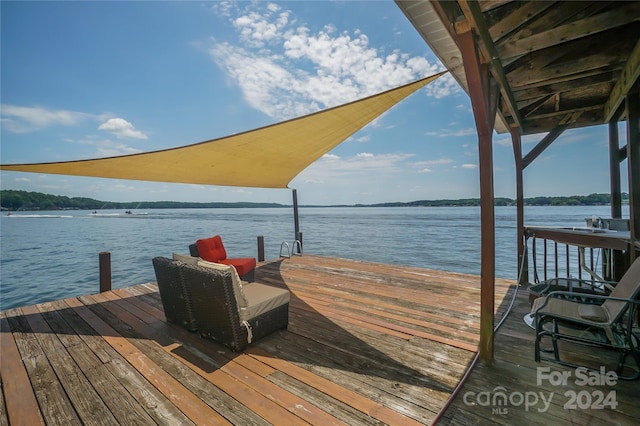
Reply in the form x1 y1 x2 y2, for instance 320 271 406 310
152 257 197 331
152 256 289 351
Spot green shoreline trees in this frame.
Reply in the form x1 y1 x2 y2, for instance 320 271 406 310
0 190 628 211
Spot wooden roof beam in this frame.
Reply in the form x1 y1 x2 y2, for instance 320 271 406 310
604 39 640 122
479 0 510 13
488 2 555 45
498 3 640 60
458 0 523 129
525 105 600 123
497 1 609 56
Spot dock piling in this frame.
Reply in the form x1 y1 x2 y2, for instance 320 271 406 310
99 251 112 293
257 236 265 262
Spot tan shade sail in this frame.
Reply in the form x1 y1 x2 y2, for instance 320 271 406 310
1 72 445 188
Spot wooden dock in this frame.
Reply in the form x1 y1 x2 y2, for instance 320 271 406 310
1 255 637 424
439 288 640 425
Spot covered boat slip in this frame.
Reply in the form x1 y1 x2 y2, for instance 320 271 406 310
0 255 516 425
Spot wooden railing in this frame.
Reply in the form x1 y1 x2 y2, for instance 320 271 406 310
524 226 632 284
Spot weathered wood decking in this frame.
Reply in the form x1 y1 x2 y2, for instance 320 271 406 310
1 254 637 424
440 289 640 425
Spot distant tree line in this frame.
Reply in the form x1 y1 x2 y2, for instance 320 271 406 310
0 190 287 211
0 190 628 211
366 193 627 208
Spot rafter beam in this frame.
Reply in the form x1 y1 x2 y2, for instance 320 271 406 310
479 0 510 13
458 0 523 129
498 3 640 60
605 39 640 122
523 105 598 123
488 2 554 44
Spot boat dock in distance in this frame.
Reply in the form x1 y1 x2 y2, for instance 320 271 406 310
1 255 638 424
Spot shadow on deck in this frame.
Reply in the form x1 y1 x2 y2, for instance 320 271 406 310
2 255 516 425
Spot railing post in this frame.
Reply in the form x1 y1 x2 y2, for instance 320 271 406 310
99 251 112 293
257 236 265 262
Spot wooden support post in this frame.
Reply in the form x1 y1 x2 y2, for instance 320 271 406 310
257 235 265 262
457 19 497 363
292 188 302 253
609 120 622 218
510 125 527 284
99 251 111 293
626 89 640 261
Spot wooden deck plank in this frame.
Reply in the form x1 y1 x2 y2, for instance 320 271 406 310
3 254 637 425
0 313 45 426
63 297 232 425
255 330 445 424
34 302 159 425
3 309 81 425
20 305 119 426
87 291 326 425
79 292 269 426
438 289 640 425
46 298 197 425
246 346 426 426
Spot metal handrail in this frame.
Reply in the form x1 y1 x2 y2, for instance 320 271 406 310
279 240 303 258
279 241 291 258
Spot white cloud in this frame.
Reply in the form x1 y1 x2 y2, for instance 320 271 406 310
322 153 340 160
414 158 453 166
356 152 374 159
298 151 414 184
98 118 148 140
209 3 452 120
95 140 143 157
461 163 477 169
63 136 143 158
426 127 476 137
494 136 512 147
0 104 100 133
233 4 291 48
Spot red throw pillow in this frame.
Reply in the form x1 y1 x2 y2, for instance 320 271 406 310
195 235 227 262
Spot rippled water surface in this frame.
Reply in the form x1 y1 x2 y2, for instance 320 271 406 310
0 205 621 309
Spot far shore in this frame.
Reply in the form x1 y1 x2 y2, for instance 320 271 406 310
1 190 629 212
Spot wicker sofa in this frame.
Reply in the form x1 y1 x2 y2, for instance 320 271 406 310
152 255 289 351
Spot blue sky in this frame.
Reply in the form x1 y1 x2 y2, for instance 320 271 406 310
1 1 628 206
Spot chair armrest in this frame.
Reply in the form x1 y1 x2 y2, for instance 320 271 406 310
533 290 639 315
545 290 640 304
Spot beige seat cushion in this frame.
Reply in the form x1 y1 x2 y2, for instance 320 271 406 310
239 283 290 321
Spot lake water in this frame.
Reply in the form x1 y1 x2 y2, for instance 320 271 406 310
0 205 623 310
